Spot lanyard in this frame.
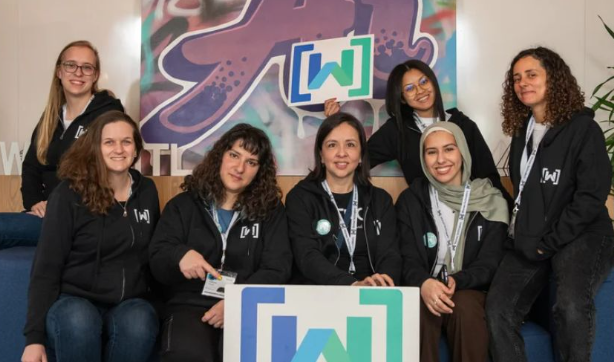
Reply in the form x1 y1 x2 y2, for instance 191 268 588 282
509 117 540 237
321 181 359 274
210 205 239 270
430 182 471 272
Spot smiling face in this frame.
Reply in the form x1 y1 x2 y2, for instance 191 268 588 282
320 122 361 185
57 46 99 99
101 121 136 175
401 68 435 117
423 130 462 186
513 56 548 114
219 139 260 199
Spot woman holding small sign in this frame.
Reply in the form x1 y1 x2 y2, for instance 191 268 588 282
324 59 512 207
396 122 508 362
149 123 292 362
286 112 401 286
486 47 614 362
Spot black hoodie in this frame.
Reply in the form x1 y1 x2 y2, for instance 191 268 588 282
149 191 292 309
368 108 513 208
21 90 124 210
396 178 507 291
508 108 613 261
286 178 402 285
24 169 160 345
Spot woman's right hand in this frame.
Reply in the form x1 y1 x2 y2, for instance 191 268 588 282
420 278 455 317
324 98 340 117
178 250 221 280
22 344 47 362
27 201 47 218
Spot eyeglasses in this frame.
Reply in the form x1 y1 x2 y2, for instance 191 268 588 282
61 62 96 76
403 76 431 98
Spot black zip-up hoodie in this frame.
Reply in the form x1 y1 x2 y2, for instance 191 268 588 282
396 178 507 291
24 169 160 345
368 107 513 208
21 90 124 210
509 108 613 261
149 191 292 309
286 178 402 285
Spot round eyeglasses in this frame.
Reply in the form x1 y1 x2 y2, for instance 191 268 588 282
61 62 96 76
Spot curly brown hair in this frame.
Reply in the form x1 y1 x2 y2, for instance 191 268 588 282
58 111 143 214
182 123 281 221
501 47 585 136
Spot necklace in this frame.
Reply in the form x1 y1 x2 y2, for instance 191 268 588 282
115 173 133 217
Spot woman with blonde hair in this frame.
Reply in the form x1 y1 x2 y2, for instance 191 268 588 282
0 40 123 248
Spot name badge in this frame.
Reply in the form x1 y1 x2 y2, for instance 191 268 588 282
201 270 237 299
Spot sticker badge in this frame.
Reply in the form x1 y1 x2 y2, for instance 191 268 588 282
316 219 332 235
423 232 437 248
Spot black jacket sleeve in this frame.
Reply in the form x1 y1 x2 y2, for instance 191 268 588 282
396 189 432 288
21 127 45 211
149 196 193 286
244 203 292 284
539 123 612 252
372 190 402 285
286 190 357 285
23 184 74 345
452 219 506 290
367 119 399 169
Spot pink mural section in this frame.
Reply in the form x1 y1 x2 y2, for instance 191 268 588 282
140 0 456 175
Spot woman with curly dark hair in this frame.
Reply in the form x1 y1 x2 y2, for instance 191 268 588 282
486 47 614 362
286 112 401 286
149 123 292 362
22 111 160 362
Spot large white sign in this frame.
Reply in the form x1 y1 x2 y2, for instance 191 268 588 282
224 285 420 362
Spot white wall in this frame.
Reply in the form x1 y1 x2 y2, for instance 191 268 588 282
1 0 613 174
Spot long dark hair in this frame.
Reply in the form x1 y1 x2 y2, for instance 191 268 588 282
58 111 143 214
385 59 446 158
182 123 281 221
306 112 370 186
501 46 585 136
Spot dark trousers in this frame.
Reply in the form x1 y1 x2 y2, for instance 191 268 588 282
160 305 223 362
486 234 614 362
421 290 489 362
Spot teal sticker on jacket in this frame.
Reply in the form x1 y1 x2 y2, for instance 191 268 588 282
316 219 331 235
423 232 437 248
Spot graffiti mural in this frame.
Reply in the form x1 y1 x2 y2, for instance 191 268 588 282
140 0 456 175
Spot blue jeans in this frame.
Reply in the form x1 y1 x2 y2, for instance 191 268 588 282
0 212 42 249
46 295 159 362
486 234 614 362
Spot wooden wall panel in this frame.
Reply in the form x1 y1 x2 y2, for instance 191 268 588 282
2 176 612 221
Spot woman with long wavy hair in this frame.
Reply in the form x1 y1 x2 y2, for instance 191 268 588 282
149 123 292 362
485 47 614 362
22 111 160 362
0 40 123 249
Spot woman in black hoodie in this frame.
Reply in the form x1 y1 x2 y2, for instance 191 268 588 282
22 111 160 362
0 40 124 249
396 122 508 362
149 123 292 362
486 47 614 362
286 112 401 286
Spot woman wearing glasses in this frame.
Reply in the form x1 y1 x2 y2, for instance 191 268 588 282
0 40 123 249
324 60 511 206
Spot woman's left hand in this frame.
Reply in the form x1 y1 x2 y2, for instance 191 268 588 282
351 273 395 287
202 300 225 329
445 276 456 297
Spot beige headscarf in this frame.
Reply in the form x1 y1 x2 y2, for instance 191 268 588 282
419 122 508 272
